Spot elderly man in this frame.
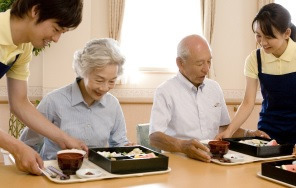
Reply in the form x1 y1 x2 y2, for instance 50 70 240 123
149 34 269 162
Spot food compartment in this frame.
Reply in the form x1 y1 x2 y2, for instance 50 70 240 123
223 137 294 157
261 159 296 186
88 146 169 174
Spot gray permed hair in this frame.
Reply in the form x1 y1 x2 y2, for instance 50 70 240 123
73 38 125 78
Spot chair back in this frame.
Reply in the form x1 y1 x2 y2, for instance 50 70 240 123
8 113 25 139
136 123 161 152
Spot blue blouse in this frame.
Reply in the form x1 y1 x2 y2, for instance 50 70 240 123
20 79 129 160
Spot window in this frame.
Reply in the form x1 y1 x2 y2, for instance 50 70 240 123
120 0 202 73
275 0 296 23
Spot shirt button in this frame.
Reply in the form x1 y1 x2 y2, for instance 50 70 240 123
87 124 91 127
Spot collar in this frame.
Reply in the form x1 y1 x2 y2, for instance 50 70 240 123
177 71 205 92
0 10 17 47
71 78 106 107
280 38 296 62
264 38 295 63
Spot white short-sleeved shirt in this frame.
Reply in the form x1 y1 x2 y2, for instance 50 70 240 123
149 72 230 140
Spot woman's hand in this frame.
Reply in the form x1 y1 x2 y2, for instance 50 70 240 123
246 130 270 139
57 134 88 154
214 129 233 140
124 142 137 146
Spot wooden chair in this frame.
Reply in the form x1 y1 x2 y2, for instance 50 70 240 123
8 113 25 139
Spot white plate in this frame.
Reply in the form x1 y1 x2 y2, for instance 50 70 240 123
76 168 102 179
223 153 244 163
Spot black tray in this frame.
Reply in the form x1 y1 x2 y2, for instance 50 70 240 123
88 146 169 174
223 137 294 158
262 159 296 186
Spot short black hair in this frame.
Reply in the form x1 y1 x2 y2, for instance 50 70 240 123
10 0 83 28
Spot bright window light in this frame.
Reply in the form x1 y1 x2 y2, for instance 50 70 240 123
120 0 202 73
275 0 296 24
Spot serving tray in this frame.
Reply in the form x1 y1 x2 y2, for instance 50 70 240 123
42 159 171 184
259 159 296 187
211 150 294 166
257 172 296 188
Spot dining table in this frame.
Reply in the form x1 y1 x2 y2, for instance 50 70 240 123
0 152 289 188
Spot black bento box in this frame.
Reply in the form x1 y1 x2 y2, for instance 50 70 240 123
261 159 296 186
223 137 294 158
88 146 169 174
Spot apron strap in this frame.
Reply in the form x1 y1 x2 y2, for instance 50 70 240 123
256 49 262 73
0 54 20 79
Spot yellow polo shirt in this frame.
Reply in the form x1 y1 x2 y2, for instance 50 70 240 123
0 9 33 81
244 38 296 79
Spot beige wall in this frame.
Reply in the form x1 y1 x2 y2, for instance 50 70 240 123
213 0 257 91
0 0 259 94
0 0 264 161
42 0 109 89
122 103 261 144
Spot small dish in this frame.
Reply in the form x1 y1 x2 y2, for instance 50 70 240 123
76 169 102 179
223 154 244 163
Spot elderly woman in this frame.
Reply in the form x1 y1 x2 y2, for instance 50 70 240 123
20 38 131 160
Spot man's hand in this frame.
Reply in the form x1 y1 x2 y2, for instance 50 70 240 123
180 139 211 162
11 142 43 175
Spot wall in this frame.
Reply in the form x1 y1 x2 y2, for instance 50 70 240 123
213 0 257 94
0 0 264 162
42 0 109 90
0 0 260 99
123 102 261 143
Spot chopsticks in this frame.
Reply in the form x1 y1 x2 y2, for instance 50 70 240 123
46 166 70 180
38 167 57 178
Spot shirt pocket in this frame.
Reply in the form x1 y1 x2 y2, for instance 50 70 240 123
206 101 222 130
